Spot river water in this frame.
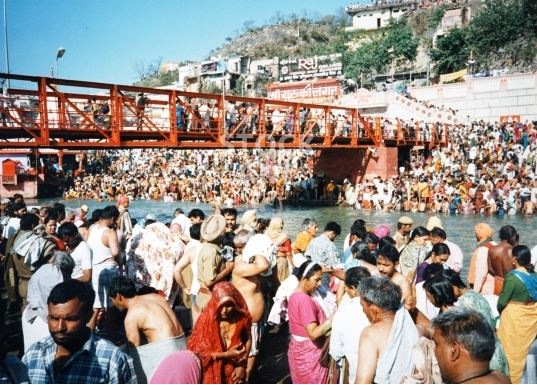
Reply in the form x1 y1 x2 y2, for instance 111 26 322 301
32 198 536 281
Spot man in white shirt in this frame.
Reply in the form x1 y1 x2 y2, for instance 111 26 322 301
58 222 92 284
330 267 371 383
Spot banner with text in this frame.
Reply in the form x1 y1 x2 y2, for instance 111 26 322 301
267 79 341 101
279 53 343 82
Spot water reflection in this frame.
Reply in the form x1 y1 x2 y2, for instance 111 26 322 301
32 198 536 281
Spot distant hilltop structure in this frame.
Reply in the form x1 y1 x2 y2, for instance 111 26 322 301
345 0 472 31
345 0 419 31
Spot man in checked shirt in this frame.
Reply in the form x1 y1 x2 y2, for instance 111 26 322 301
22 280 137 384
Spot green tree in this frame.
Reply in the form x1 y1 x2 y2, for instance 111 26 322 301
382 18 419 64
431 27 470 75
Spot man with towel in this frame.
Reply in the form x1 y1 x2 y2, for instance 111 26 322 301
355 277 418 384
109 276 185 383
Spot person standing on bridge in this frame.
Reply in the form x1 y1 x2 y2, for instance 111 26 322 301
135 92 148 131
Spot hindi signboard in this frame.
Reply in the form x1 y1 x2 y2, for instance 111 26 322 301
279 53 343 82
267 78 341 101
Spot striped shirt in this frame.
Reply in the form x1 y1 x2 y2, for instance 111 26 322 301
22 333 137 384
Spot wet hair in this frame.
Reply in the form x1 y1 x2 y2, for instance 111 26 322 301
512 245 534 273
423 275 457 308
408 226 430 242
350 225 367 240
430 227 447 240
296 261 322 280
499 225 519 245
188 208 205 220
189 223 201 241
423 263 445 282
302 218 317 231
20 213 40 231
432 307 496 362
50 251 75 277
427 243 450 260
345 266 371 289
351 241 376 265
359 277 401 313
48 280 96 318
442 268 467 289
221 208 238 218
378 244 400 264
100 205 119 220
109 276 137 299
324 221 341 235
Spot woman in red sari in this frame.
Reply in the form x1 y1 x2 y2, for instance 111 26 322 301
188 281 251 384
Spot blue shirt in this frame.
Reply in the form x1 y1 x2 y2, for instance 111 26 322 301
22 333 137 384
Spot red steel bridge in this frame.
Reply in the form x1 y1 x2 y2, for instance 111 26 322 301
0 73 448 150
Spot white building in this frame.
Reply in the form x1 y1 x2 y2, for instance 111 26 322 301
345 0 417 31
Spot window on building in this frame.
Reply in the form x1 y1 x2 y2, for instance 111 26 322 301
377 18 381 28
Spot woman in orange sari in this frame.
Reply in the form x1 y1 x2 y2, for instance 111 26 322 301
188 281 251 384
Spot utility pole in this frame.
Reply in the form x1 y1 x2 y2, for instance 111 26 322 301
3 0 10 88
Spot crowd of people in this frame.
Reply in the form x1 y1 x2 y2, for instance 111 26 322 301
1 191 537 384
62 117 537 217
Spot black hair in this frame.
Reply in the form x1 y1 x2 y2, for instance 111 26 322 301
256 218 270 233
378 236 396 249
408 226 430 243
20 213 40 231
378 244 400 264
324 221 341 235
90 209 103 224
427 242 450 260
108 276 137 299
430 227 447 239
188 208 205 220
222 232 236 248
53 202 66 221
423 263 445 282
44 216 56 226
296 261 322 280
432 307 496 363
352 219 366 229
48 280 96 318
363 232 379 245
442 268 467 289
423 275 457 308
221 208 238 217
189 223 202 241
100 205 120 220
512 245 534 273
345 266 371 289
351 241 376 265
499 225 519 246
57 222 79 238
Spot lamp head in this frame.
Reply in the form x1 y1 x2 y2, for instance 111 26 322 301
56 47 66 59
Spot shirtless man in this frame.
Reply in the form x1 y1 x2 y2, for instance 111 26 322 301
109 276 185 382
376 245 413 309
488 225 518 289
231 229 271 382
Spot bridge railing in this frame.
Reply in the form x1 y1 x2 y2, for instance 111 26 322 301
0 73 447 149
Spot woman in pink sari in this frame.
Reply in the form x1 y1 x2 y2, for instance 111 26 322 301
287 261 332 384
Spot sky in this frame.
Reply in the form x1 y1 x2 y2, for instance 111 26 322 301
2 0 365 86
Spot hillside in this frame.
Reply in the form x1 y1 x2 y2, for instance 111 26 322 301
137 0 537 89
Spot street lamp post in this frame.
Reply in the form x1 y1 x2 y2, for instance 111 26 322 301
55 46 66 78
3 0 10 88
